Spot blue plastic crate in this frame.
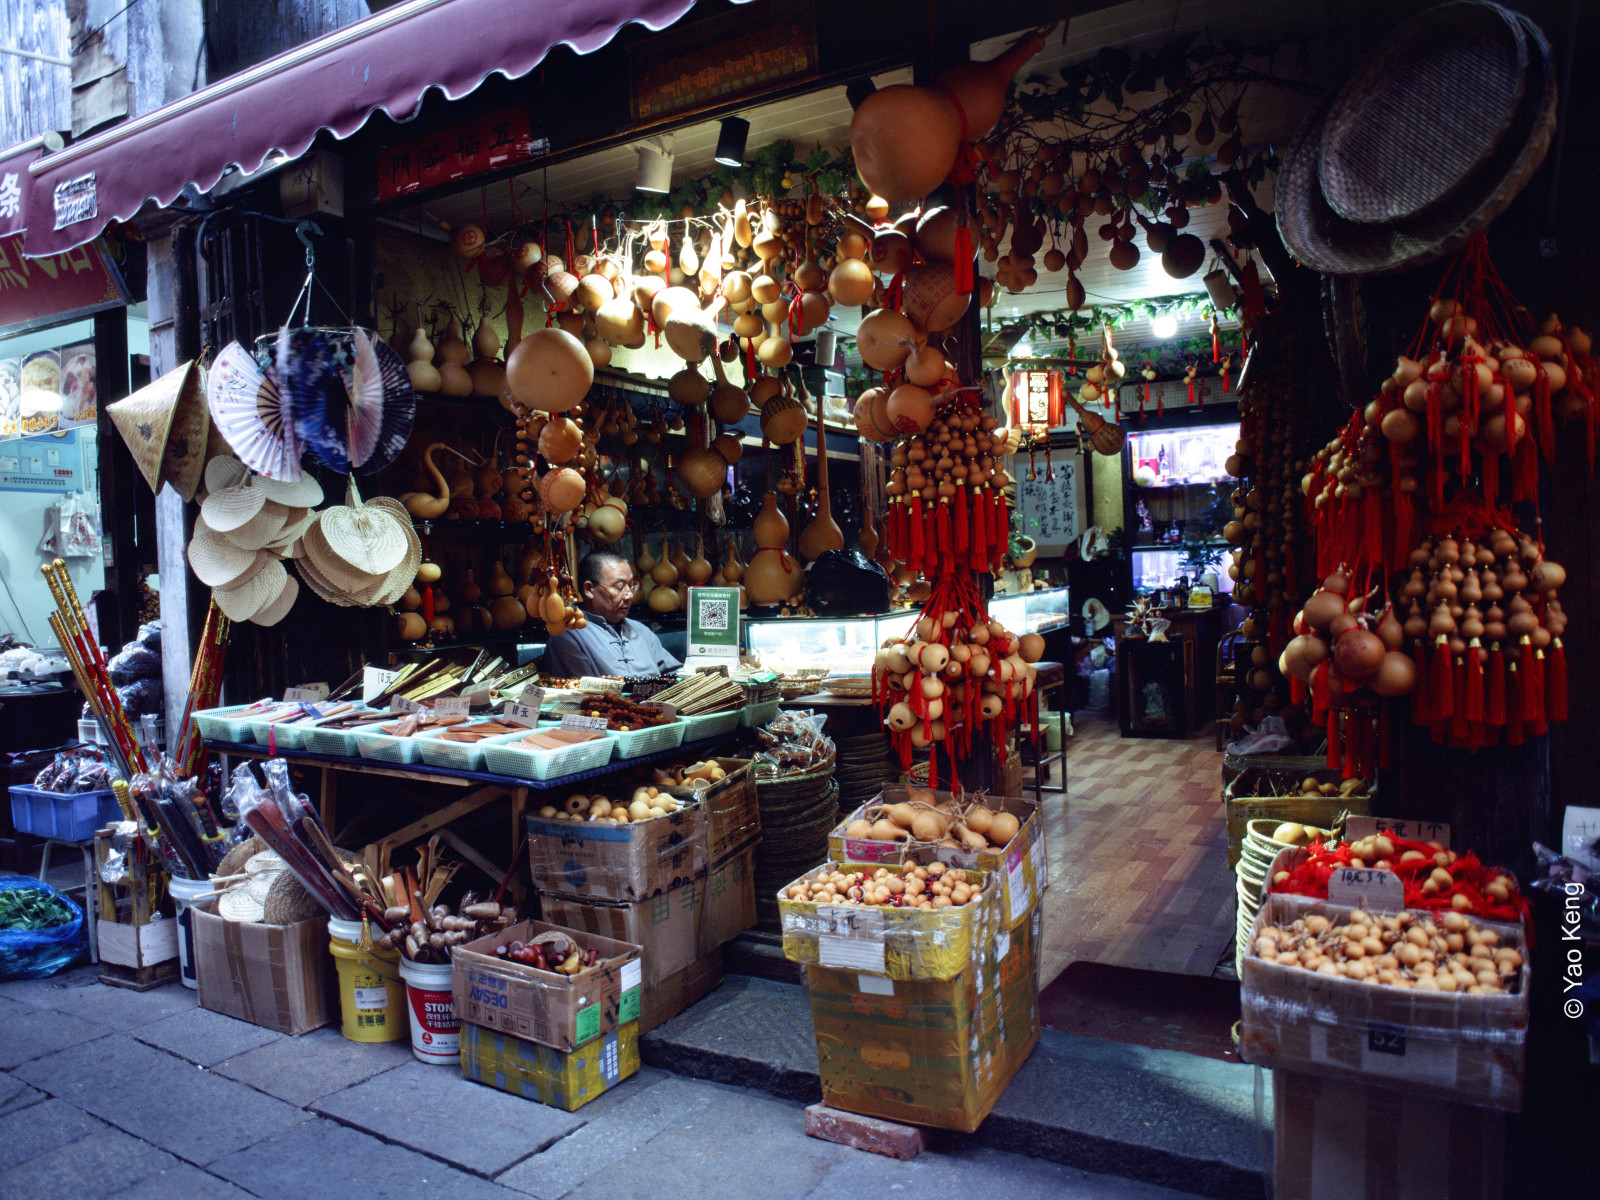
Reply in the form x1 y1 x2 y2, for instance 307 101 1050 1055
8 786 121 842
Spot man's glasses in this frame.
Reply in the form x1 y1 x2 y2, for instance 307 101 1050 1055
599 579 641 596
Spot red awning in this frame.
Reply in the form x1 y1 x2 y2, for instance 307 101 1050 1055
23 0 721 257
0 143 42 240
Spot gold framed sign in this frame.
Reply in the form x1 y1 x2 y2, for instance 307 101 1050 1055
630 3 818 123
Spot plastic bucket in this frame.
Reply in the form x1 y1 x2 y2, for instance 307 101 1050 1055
172 876 215 990
399 957 460 1065
327 918 406 1042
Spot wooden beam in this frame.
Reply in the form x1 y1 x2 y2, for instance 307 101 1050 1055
436 828 503 886
375 784 507 859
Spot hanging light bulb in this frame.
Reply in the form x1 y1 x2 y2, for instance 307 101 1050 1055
1150 313 1179 340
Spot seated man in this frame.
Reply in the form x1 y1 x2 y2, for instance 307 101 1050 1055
539 549 681 678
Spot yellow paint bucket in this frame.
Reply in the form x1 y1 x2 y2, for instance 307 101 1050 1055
328 917 405 1042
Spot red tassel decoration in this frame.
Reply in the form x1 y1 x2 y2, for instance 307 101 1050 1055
936 500 953 557
422 585 435 622
1547 638 1568 720
924 502 938 568
991 492 1010 569
1411 641 1432 725
952 223 975 294
1449 655 1469 743
972 489 990 571
908 496 925 568
1430 637 1454 720
953 485 970 556
1464 644 1485 723
1485 644 1507 725
1521 639 1544 723
1326 707 1342 771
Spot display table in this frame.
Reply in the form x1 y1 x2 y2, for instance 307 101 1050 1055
205 734 735 895
1113 609 1224 737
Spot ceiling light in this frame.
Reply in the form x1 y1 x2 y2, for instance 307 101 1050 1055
635 135 675 193
1150 314 1179 340
714 117 749 168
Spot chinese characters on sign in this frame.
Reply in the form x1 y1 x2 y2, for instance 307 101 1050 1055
0 234 125 331
377 108 545 201
52 174 97 231
630 6 817 121
0 174 20 222
1011 369 1062 432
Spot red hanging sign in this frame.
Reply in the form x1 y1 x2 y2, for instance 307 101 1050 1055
377 107 544 201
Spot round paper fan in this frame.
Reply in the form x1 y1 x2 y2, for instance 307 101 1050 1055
352 331 416 475
207 343 300 481
278 327 351 475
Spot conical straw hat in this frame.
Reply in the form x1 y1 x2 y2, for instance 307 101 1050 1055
188 528 259 588
107 360 209 499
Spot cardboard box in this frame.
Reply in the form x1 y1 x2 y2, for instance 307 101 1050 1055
827 788 1045 928
190 897 334 1035
779 860 1000 981
526 804 704 902
804 898 1039 1133
460 1020 640 1111
540 845 755 988
98 917 179 970
1272 1069 1506 1200
640 950 725 1034
540 846 754 1032
661 757 761 863
451 920 642 1052
1240 894 1528 1111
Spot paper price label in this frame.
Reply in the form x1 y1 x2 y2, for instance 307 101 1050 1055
501 702 540 728
362 666 399 703
561 714 610 732
518 684 546 710
1328 867 1405 912
432 697 470 719
620 959 642 992
1344 816 1453 849
389 695 424 714
577 676 624 694
284 684 328 703
462 683 493 708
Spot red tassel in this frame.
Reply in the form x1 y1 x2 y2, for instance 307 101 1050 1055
1547 639 1568 720
1464 645 1485 723
1449 655 1469 743
908 496 925 568
936 500 953 556
1431 639 1454 720
1310 660 1330 725
953 485 970 556
924 503 938 568
1326 707 1341 771
952 224 975 295
1521 639 1544 723
972 489 990 570
1411 641 1431 724
1486 644 1507 725
423 585 435 622
991 492 1010 569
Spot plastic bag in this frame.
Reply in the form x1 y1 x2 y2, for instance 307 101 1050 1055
1226 715 1296 757
117 677 163 717
0 876 87 980
136 622 161 654
805 549 891 616
108 642 161 685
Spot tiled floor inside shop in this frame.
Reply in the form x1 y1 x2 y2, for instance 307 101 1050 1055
1037 712 1235 987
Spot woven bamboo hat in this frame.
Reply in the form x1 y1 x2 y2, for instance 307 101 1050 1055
106 359 210 500
1276 3 1556 275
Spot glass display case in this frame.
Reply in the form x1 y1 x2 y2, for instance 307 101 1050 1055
1127 420 1238 597
987 586 1072 635
744 615 885 675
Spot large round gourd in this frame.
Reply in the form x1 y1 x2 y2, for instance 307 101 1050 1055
902 265 970 333
678 447 728 500
537 467 586 513
506 328 592 413
850 85 963 203
856 308 917 372
745 549 803 605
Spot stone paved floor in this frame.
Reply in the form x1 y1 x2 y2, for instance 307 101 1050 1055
0 963 1209 1200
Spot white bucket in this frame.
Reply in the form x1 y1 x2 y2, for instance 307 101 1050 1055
398 957 460 1065
172 875 216 990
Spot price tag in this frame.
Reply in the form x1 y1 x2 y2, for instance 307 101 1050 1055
629 678 674 700
462 683 494 709
518 684 546 710
577 676 624 694
362 666 399 703
501 702 540 728
1344 817 1452 848
1328 867 1406 912
284 683 328 703
433 697 470 719
389 694 424 714
561 714 610 732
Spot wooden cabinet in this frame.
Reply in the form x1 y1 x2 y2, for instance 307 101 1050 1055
1112 608 1224 737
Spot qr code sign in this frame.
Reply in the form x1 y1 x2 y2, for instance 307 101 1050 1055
699 598 730 631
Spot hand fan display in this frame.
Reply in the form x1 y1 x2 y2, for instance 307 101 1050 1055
207 343 300 481
276 326 417 476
